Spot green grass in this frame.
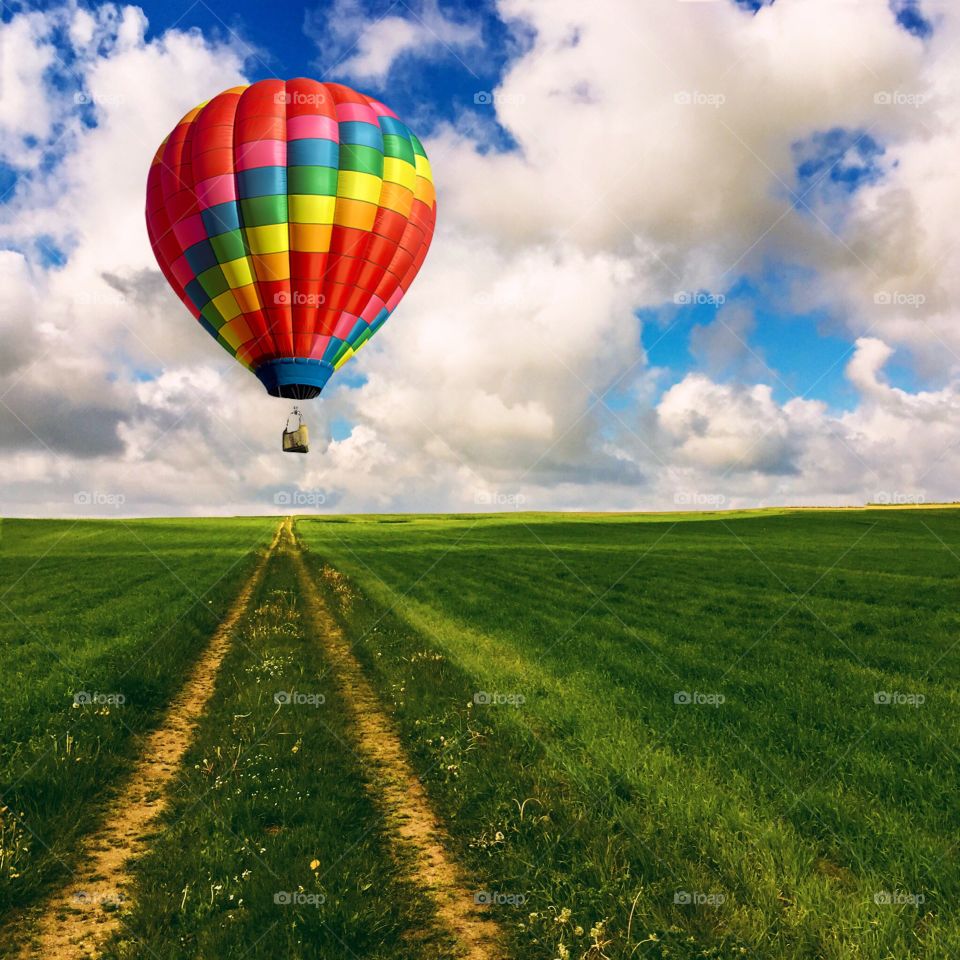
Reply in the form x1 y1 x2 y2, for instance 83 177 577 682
297 508 960 959
0 517 276 920
102 539 446 960
3 509 959 958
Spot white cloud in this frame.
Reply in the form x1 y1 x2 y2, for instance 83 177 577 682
646 337 960 508
307 0 480 83
657 376 800 475
0 12 61 169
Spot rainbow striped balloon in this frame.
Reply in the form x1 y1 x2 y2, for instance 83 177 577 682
146 78 437 399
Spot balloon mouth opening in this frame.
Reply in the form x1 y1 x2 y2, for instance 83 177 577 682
254 359 332 401
270 383 322 400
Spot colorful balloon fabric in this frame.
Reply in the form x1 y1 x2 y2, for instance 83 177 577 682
145 79 437 399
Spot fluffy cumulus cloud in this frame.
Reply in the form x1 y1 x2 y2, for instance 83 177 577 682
305 0 481 83
818 11 960 378
1 0 959 517
0 11 60 168
650 337 960 509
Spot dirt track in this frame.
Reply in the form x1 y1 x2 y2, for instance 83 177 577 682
286 520 503 960
11 521 283 960
7 517 502 960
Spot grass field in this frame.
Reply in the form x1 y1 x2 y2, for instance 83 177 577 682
99 533 448 960
296 510 960 959
1 509 958 959
0 518 275 921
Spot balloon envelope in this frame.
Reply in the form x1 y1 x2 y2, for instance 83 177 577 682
146 79 437 399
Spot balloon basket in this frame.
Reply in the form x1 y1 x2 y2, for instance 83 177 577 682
282 407 309 454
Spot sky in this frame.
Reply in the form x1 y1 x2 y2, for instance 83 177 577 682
0 0 957 516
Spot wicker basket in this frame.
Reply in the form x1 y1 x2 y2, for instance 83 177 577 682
282 422 309 454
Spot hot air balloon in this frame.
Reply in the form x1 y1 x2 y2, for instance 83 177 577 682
145 78 437 452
